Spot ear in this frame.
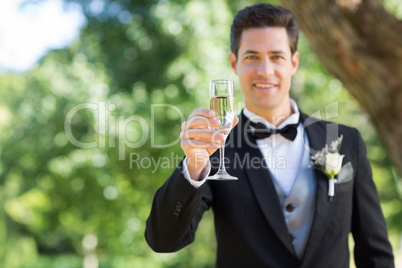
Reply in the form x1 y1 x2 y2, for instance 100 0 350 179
229 52 238 75
291 51 299 75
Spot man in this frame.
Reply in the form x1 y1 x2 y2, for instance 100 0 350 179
145 4 394 267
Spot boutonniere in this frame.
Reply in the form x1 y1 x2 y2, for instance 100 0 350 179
310 135 345 201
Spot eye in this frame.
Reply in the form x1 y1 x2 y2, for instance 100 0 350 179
272 55 285 60
245 55 258 60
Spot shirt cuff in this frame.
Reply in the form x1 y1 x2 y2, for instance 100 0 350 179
182 157 210 188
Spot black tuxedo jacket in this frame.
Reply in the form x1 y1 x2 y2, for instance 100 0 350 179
145 112 394 267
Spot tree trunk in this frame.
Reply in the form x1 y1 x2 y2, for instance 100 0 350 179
280 0 402 175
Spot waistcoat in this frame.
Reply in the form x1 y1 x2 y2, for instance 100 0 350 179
270 137 317 259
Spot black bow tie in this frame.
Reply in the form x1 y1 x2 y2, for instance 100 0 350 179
247 118 300 141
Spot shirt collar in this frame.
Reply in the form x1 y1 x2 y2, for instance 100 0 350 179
243 99 300 129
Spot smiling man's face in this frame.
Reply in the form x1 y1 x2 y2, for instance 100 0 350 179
230 27 299 121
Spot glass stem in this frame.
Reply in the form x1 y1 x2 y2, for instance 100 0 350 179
218 140 226 173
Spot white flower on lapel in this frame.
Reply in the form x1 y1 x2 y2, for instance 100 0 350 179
310 135 344 201
325 153 345 177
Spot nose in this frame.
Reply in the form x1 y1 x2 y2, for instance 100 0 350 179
257 57 274 76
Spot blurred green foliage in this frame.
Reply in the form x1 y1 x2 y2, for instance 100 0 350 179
0 0 400 267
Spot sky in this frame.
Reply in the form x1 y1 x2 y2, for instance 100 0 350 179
0 0 86 73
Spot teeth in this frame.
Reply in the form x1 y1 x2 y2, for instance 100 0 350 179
255 84 274 88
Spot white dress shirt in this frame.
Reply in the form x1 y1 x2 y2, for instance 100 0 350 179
182 99 305 195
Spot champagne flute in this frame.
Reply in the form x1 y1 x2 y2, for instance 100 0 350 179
207 80 238 180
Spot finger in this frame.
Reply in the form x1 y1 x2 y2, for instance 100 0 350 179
181 139 221 150
180 129 225 141
188 108 215 119
181 116 220 130
232 115 239 128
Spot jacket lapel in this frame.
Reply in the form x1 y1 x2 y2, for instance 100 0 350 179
299 113 337 265
237 113 296 256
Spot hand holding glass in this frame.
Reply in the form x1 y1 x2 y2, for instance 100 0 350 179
207 80 238 180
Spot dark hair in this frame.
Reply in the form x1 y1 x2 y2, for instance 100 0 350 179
230 4 299 57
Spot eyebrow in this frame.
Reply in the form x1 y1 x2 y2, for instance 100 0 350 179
241 50 286 56
241 50 259 57
270 51 286 55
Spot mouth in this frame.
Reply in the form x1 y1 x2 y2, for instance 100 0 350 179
253 83 277 91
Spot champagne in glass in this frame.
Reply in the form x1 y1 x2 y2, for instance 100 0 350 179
210 96 234 137
207 80 238 180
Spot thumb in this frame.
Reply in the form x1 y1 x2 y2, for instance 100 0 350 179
231 115 239 129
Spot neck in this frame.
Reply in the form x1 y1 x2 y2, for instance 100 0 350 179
246 103 293 126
